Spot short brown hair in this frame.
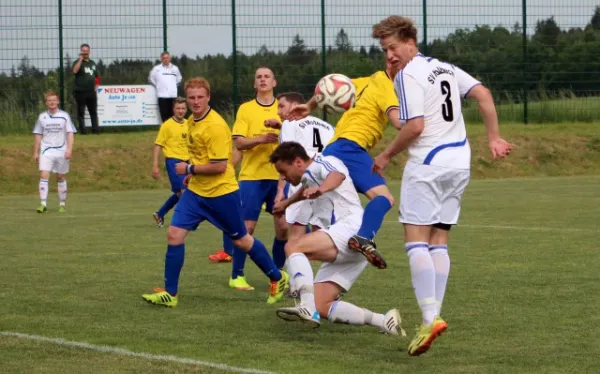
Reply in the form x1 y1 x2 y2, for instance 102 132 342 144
161 51 170 57
269 142 310 164
184 77 211 96
372 16 417 43
44 90 59 100
277 92 305 105
173 97 187 106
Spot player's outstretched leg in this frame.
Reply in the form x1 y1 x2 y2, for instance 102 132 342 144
233 234 289 303
276 252 321 328
325 299 406 336
348 186 394 269
142 226 188 307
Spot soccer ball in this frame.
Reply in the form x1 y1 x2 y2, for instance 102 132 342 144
314 74 355 114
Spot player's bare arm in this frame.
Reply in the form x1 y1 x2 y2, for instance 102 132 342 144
174 160 227 176
275 177 286 204
373 117 425 175
304 171 346 199
466 85 512 159
233 133 278 150
65 131 74 160
33 134 42 163
152 145 162 179
387 108 403 130
273 186 307 215
288 96 317 120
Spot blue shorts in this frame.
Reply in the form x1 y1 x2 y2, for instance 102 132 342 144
165 158 187 193
239 180 279 221
322 138 386 194
171 189 247 240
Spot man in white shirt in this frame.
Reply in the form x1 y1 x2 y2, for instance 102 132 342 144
265 92 336 241
32 91 76 213
149 52 183 123
371 15 513 356
269 142 404 337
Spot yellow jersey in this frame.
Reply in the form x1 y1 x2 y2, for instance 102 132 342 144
231 98 280 181
154 117 189 160
186 108 239 198
330 71 398 150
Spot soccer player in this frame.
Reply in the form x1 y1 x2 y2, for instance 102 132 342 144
152 97 189 227
289 63 401 270
211 66 288 291
141 77 289 307
370 16 512 356
269 142 404 336
32 91 76 213
264 92 335 241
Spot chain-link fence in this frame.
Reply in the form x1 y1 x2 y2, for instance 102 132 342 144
1 0 599 132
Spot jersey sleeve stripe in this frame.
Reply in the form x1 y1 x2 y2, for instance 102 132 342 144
210 158 229 162
304 170 320 185
398 71 409 120
463 82 482 98
315 158 338 173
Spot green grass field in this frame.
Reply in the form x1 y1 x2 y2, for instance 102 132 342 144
1 176 599 373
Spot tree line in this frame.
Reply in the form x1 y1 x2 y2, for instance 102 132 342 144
1 7 599 132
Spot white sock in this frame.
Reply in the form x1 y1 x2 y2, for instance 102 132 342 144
327 300 385 329
286 253 315 310
39 179 49 206
430 245 450 315
58 180 67 206
406 242 437 326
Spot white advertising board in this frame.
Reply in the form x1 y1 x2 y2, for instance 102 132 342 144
84 85 161 127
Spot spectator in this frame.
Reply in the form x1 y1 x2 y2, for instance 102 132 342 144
72 43 100 135
149 51 183 123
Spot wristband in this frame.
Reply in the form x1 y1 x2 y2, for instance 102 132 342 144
186 164 194 175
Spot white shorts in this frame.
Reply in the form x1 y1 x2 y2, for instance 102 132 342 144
400 161 470 225
315 214 368 291
286 185 333 229
39 149 70 174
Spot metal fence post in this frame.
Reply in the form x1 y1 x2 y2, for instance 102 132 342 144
58 0 65 107
320 0 326 121
232 0 239 113
162 0 168 52
422 0 427 54
522 0 528 124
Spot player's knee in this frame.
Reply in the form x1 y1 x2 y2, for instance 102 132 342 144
57 174 66 182
316 301 332 320
166 227 185 245
232 234 252 251
245 221 256 235
284 239 301 256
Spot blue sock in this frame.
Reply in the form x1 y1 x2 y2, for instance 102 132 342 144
223 233 234 256
231 246 248 279
157 194 180 217
247 238 282 281
164 244 185 296
357 195 392 240
272 238 287 269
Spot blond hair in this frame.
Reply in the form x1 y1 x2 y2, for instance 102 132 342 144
173 96 187 106
184 77 211 96
372 16 417 42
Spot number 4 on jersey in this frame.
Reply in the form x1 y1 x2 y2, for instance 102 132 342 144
313 128 324 152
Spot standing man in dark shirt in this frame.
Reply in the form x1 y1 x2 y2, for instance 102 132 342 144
72 43 100 135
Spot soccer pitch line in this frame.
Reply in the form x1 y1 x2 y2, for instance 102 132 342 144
0 331 277 374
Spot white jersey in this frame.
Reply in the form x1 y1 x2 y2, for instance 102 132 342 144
32 110 76 154
301 155 363 219
394 53 480 169
279 115 335 158
148 63 182 98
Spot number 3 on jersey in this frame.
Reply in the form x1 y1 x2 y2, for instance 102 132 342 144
312 128 324 152
440 80 454 122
